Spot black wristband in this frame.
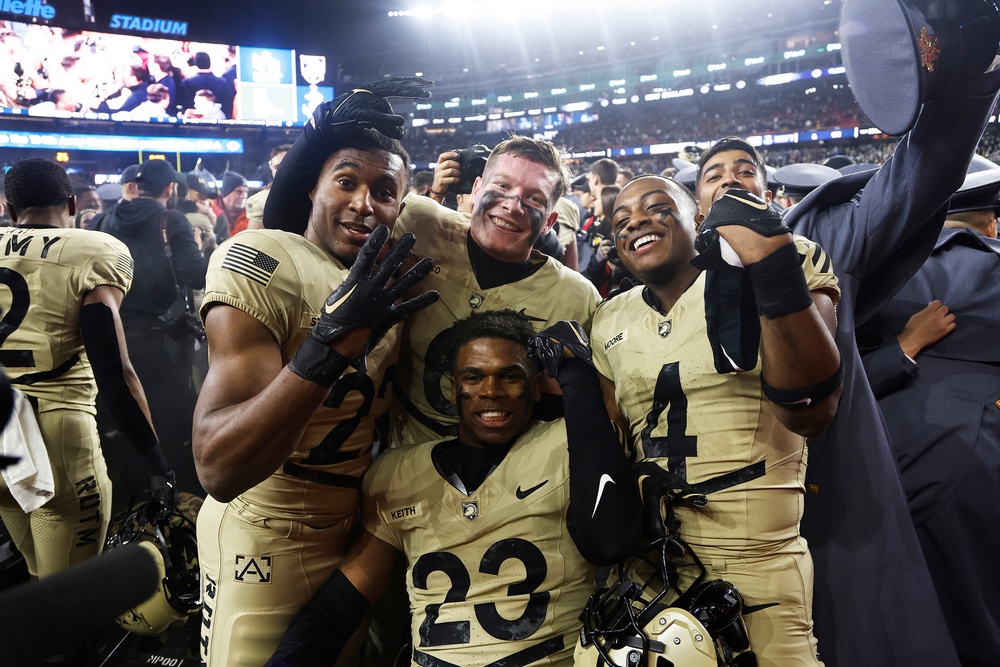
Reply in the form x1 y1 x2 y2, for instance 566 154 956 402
761 357 844 409
745 242 813 318
287 336 351 386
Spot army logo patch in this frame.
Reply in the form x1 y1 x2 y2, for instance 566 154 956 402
469 292 485 309
461 501 479 521
235 554 272 583
658 320 672 338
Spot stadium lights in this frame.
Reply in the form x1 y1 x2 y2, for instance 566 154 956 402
388 0 680 19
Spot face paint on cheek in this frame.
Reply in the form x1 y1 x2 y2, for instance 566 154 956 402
523 202 544 234
474 189 544 233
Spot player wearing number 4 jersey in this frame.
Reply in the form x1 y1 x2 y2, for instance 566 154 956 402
584 172 842 666
0 158 172 580
264 311 641 667
193 77 440 667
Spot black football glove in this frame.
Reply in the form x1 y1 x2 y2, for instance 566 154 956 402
150 470 176 509
691 188 790 270
312 76 433 141
527 320 593 378
313 225 438 371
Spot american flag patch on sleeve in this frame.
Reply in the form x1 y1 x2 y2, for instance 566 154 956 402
116 253 134 280
221 243 280 286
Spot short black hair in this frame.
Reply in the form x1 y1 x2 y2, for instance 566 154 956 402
444 309 538 374
589 158 620 187
696 137 767 194
5 158 73 211
337 128 412 194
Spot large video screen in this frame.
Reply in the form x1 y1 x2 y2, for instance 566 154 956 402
0 19 333 126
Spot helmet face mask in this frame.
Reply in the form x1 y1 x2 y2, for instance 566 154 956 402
105 493 202 636
579 479 757 667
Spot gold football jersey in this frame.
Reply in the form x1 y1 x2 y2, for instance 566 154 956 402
554 196 581 251
364 419 592 667
0 227 133 410
592 237 839 556
202 230 399 519
391 194 600 445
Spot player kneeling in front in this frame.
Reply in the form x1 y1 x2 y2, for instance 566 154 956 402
265 310 642 667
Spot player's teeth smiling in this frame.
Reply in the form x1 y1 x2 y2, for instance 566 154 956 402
490 216 518 232
632 234 660 251
479 410 509 420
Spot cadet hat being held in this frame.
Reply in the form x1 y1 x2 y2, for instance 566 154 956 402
841 0 1000 136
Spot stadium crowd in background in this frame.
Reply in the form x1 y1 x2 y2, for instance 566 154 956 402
2 2 1000 667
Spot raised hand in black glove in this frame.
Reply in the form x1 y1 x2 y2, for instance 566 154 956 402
150 470 176 509
311 76 433 141
691 188 790 270
288 225 439 383
527 320 593 378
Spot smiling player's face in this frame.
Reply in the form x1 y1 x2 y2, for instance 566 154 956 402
452 337 540 448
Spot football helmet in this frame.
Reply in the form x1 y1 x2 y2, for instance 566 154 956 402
578 467 757 666
104 491 202 636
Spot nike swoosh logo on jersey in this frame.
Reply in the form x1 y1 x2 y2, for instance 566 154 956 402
517 308 547 323
592 474 615 518
515 480 548 499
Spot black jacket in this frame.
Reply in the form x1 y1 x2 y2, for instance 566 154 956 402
99 197 206 324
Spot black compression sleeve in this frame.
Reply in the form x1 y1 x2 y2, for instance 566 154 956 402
264 569 371 667
263 122 331 234
79 303 167 476
560 358 642 566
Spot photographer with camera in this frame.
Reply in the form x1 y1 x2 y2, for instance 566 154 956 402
98 159 206 499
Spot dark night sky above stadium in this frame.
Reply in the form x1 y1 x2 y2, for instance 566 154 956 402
84 0 842 81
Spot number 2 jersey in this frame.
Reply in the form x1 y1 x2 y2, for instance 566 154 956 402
390 194 600 445
202 229 399 519
592 237 839 556
0 226 133 409
364 419 591 667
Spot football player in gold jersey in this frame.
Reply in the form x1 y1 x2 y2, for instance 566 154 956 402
389 137 600 446
263 310 641 667
585 169 842 666
0 158 172 579
192 79 438 667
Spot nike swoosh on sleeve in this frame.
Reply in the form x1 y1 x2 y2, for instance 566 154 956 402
592 474 615 519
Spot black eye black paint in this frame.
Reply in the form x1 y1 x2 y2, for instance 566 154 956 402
475 189 545 233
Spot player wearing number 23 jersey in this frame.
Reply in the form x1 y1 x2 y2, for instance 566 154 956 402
366 419 589 667
263 311 642 667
